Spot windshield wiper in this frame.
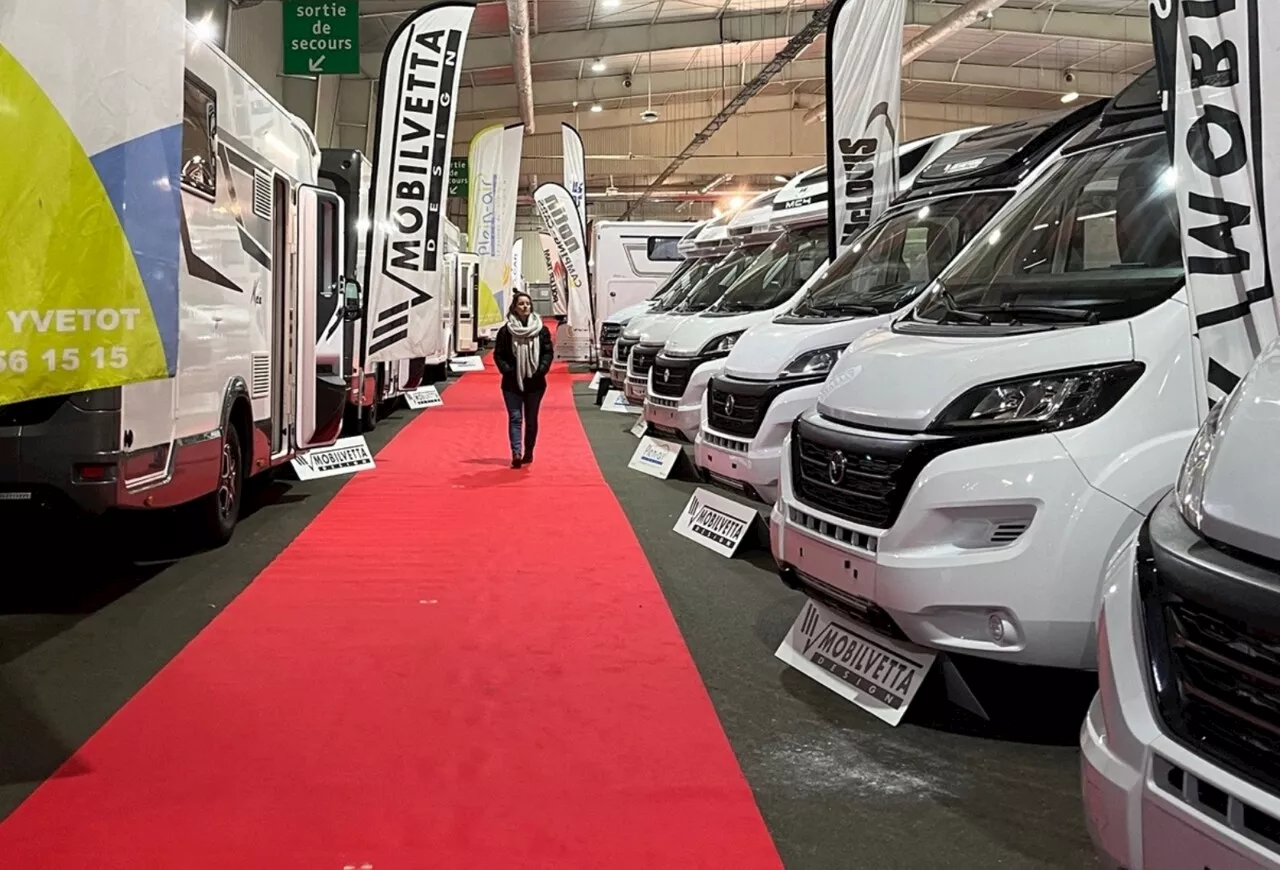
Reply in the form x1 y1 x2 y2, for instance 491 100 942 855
806 302 880 316
935 288 991 325
967 303 1100 325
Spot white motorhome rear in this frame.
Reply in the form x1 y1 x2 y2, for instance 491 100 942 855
591 220 690 327
0 24 347 544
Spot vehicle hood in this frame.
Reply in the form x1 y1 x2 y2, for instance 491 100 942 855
606 300 654 326
636 312 695 346
816 320 1136 432
724 313 895 380
1199 337 1280 560
622 311 666 341
662 309 778 357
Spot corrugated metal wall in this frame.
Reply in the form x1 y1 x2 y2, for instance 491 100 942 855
225 2 285 103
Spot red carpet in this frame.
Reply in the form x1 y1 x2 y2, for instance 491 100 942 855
0 364 783 868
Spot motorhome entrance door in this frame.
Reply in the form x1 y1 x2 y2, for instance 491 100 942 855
294 184 347 451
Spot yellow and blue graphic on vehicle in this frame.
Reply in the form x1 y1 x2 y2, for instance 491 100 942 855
0 0 183 406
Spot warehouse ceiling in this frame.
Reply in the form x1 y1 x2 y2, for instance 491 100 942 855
335 0 1153 219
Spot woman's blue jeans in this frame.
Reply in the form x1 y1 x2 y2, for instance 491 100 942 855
502 388 545 456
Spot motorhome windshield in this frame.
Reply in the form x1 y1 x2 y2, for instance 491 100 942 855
709 226 828 314
649 257 694 302
789 191 1011 319
675 245 769 312
911 134 1182 327
652 257 719 312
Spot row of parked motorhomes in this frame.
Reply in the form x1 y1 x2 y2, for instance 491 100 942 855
599 68 1280 868
0 27 488 544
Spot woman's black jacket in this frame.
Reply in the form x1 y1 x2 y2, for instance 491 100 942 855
493 324 555 394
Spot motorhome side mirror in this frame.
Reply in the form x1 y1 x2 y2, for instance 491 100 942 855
342 280 362 322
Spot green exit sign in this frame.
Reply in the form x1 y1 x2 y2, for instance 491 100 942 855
283 1 360 76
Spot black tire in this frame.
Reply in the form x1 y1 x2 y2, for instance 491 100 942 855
194 424 244 548
360 400 378 433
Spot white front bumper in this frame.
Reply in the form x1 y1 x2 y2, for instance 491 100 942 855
1080 535 1280 869
773 427 1144 669
642 360 721 443
694 380 822 505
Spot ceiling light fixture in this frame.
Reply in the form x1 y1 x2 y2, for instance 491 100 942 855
727 195 745 210
773 175 789 183
191 12 217 43
590 103 603 113
1060 91 1080 104
591 58 606 73
603 0 620 7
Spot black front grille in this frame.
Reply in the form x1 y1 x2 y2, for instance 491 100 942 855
599 323 622 344
790 415 948 530
615 337 639 364
1140 524 1280 795
630 347 659 377
706 375 823 438
651 355 699 398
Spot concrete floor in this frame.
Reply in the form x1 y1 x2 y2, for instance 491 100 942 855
573 380 1101 870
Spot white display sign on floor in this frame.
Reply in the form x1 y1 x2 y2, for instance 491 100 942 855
629 418 648 438
628 435 682 480
588 372 602 391
672 487 758 557
775 599 936 727
449 356 485 372
600 390 637 414
405 386 443 409
291 436 377 481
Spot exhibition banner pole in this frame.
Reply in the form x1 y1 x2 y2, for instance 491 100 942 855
824 0 908 260
539 232 568 317
562 123 587 228
467 122 523 331
364 0 476 363
1147 0 1279 408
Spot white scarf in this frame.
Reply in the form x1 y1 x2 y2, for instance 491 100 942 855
507 312 542 391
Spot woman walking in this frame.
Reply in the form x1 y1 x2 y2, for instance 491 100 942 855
493 292 554 468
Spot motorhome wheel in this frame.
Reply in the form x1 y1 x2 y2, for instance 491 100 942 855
193 424 244 547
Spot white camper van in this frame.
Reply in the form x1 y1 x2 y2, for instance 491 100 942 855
694 103 1104 503
452 252 481 355
0 25 348 544
611 216 739 389
623 191 785 406
591 220 690 326
599 220 708 373
643 170 831 443
771 69 1197 676
1083 337 1280 870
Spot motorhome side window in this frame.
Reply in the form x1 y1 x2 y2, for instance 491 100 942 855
180 73 217 199
647 237 683 261
318 198 341 302
916 135 1183 323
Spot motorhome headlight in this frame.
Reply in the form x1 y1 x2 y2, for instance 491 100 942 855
781 345 847 379
701 331 745 357
929 363 1145 435
1174 389 1238 532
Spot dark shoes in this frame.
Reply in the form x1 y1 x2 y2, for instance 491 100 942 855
523 448 534 466
511 453 523 469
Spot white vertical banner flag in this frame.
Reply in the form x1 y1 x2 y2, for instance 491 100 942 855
826 0 907 259
540 231 568 316
510 237 524 295
364 1 475 364
562 123 587 227
467 122 523 332
1148 0 1280 407
534 182 591 360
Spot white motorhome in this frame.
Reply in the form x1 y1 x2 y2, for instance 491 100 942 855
600 220 709 374
452 251 481 355
1083 337 1280 870
592 219 690 325
611 215 739 389
771 68 1197 679
643 171 831 442
622 191 784 406
0 25 347 544
695 103 1104 503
